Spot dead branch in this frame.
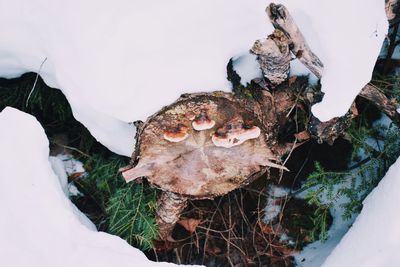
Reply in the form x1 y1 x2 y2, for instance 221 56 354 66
266 3 324 78
359 84 400 124
260 3 399 136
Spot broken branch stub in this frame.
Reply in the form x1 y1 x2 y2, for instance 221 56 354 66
251 29 291 86
359 84 400 125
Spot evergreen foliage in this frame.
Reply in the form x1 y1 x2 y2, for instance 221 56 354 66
107 183 158 250
73 155 159 251
302 119 400 241
0 74 159 251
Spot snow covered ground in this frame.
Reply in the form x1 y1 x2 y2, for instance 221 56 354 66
0 0 388 156
294 183 356 266
0 1 393 266
295 115 399 266
322 157 400 267
296 153 400 267
0 107 198 267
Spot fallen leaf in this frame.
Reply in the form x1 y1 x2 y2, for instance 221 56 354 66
288 76 297 86
177 218 201 233
68 172 85 180
294 131 311 141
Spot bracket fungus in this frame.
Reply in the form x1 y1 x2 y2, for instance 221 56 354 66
211 117 261 148
163 124 189 143
191 110 215 131
121 92 290 240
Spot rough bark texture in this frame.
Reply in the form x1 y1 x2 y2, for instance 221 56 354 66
156 191 188 240
266 3 324 78
309 103 358 145
251 29 291 86
386 0 400 24
260 3 398 137
359 84 400 125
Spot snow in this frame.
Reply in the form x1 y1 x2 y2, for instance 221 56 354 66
0 107 198 267
276 0 388 121
49 154 86 197
295 115 396 266
294 184 356 267
263 185 290 223
0 0 388 156
232 53 263 85
322 157 400 267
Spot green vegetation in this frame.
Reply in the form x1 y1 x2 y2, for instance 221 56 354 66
302 109 400 241
107 183 158 250
0 73 159 250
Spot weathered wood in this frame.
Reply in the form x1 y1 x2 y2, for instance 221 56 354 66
386 0 400 24
309 103 358 145
251 29 291 86
266 3 324 78
262 3 399 131
359 84 400 125
156 191 187 240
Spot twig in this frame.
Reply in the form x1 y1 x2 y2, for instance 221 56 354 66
50 141 91 158
26 57 48 107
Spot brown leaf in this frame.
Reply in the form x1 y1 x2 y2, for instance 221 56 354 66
258 221 275 235
288 76 297 86
294 130 311 141
68 172 85 181
350 102 359 117
177 218 201 233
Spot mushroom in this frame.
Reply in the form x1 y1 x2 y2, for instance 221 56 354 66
192 110 215 131
212 117 261 148
121 93 288 240
163 124 189 142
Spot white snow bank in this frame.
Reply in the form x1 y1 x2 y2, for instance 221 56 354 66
0 0 387 155
322 157 400 267
294 187 355 267
0 107 197 267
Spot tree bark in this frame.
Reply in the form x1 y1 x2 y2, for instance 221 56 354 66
386 0 400 25
156 191 188 241
251 29 291 86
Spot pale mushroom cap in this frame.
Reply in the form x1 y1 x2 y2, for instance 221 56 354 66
163 124 189 142
191 110 215 131
192 119 215 131
212 126 261 148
